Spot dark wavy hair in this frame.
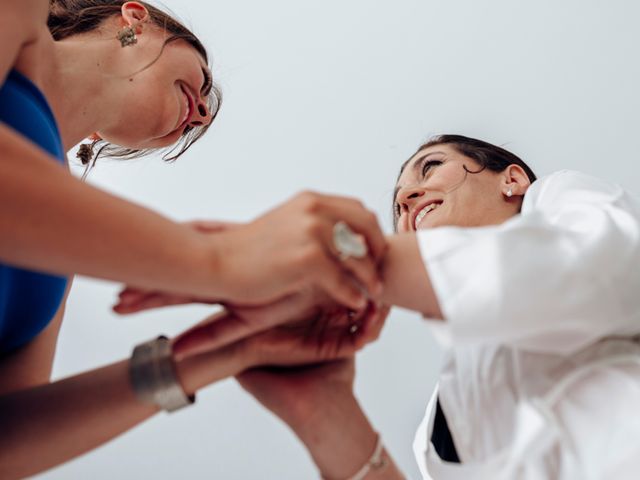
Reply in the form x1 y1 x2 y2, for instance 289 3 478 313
48 0 222 174
393 134 538 228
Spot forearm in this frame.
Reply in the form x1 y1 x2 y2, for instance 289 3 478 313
0 360 156 479
0 339 242 478
379 233 442 319
295 391 404 479
0 125 224 298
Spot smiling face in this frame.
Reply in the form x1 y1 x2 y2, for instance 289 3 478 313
98 31 215 149
394 144 531 233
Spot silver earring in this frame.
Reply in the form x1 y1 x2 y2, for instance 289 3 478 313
117 26 138 47
506 188 513 198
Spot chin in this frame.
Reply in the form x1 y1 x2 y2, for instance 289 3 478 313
130 132 182 150
156 128 186 147
418 219 451 230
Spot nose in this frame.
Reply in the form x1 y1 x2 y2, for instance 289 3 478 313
188 99 212 128
396 184 426 214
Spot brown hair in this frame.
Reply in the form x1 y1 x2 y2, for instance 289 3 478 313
393 134 538 227
48 0 222 174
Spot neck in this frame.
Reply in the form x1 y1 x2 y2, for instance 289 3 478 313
42 37 122 151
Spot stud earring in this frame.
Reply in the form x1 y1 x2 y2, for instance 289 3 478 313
117 26 138 47
506 188 513 198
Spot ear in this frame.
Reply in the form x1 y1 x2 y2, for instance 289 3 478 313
121 2 149 31
500 164 531 198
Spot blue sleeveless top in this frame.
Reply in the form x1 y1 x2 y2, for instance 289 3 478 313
0 70 69 353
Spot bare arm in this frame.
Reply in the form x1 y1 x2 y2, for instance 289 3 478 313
0 314 243 479
0 125 222 298
1 119 389 309
0 298 374 479
379 233 443 319
0 360 159 479
295 390 405 479
1 1 387 308
238 359 405 479
0 1 224 298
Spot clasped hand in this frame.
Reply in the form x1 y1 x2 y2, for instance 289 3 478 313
113 195 389 428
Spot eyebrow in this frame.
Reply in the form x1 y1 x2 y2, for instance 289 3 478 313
392 151 447 203
201 67 213 96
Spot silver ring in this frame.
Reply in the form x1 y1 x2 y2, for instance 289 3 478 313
333 221 368 261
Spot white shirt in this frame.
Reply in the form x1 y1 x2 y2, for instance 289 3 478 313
412 170 640 480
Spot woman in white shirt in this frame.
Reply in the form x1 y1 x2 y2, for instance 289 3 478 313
235 134 640 479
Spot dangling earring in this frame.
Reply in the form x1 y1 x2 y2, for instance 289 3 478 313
77 134 101 168
506 187 513 198
76 143 94 165
117 25 138 47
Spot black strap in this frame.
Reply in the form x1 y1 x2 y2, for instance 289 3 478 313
431 397 461 463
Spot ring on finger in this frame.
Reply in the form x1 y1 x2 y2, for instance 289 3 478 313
333 221 368 261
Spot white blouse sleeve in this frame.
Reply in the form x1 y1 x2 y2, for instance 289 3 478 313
418 170 640 354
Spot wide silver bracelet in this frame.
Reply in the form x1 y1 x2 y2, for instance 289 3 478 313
129 335 195 413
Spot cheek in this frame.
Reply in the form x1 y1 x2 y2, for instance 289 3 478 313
447 191 493 226
438 167 469 191
111 86 179 147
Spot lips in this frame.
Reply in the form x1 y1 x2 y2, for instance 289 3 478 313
411 200 443 230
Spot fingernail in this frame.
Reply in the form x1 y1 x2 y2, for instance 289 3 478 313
356 296 367 310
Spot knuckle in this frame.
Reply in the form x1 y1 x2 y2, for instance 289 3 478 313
344 197 364 210
296 191 321 212
295 190 313 201
353 199 365 210
366 210 379 224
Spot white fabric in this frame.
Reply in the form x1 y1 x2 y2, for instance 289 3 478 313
412 170 640 479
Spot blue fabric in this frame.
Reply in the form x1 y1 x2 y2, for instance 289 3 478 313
0 70 68 353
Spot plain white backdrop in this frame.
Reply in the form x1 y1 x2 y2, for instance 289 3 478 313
38 1 640 478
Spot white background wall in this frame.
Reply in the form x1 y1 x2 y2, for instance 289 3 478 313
39 1 640 478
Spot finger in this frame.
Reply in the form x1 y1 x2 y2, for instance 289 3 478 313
322 325 365 358
331 253 382 298
117 288 150 304
356 303 389 347
113 290 157 313
312 256 368 311
173 313 257 357
232 294 316 329
114 293 194 314
250 327 356 366
314 195 388 262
